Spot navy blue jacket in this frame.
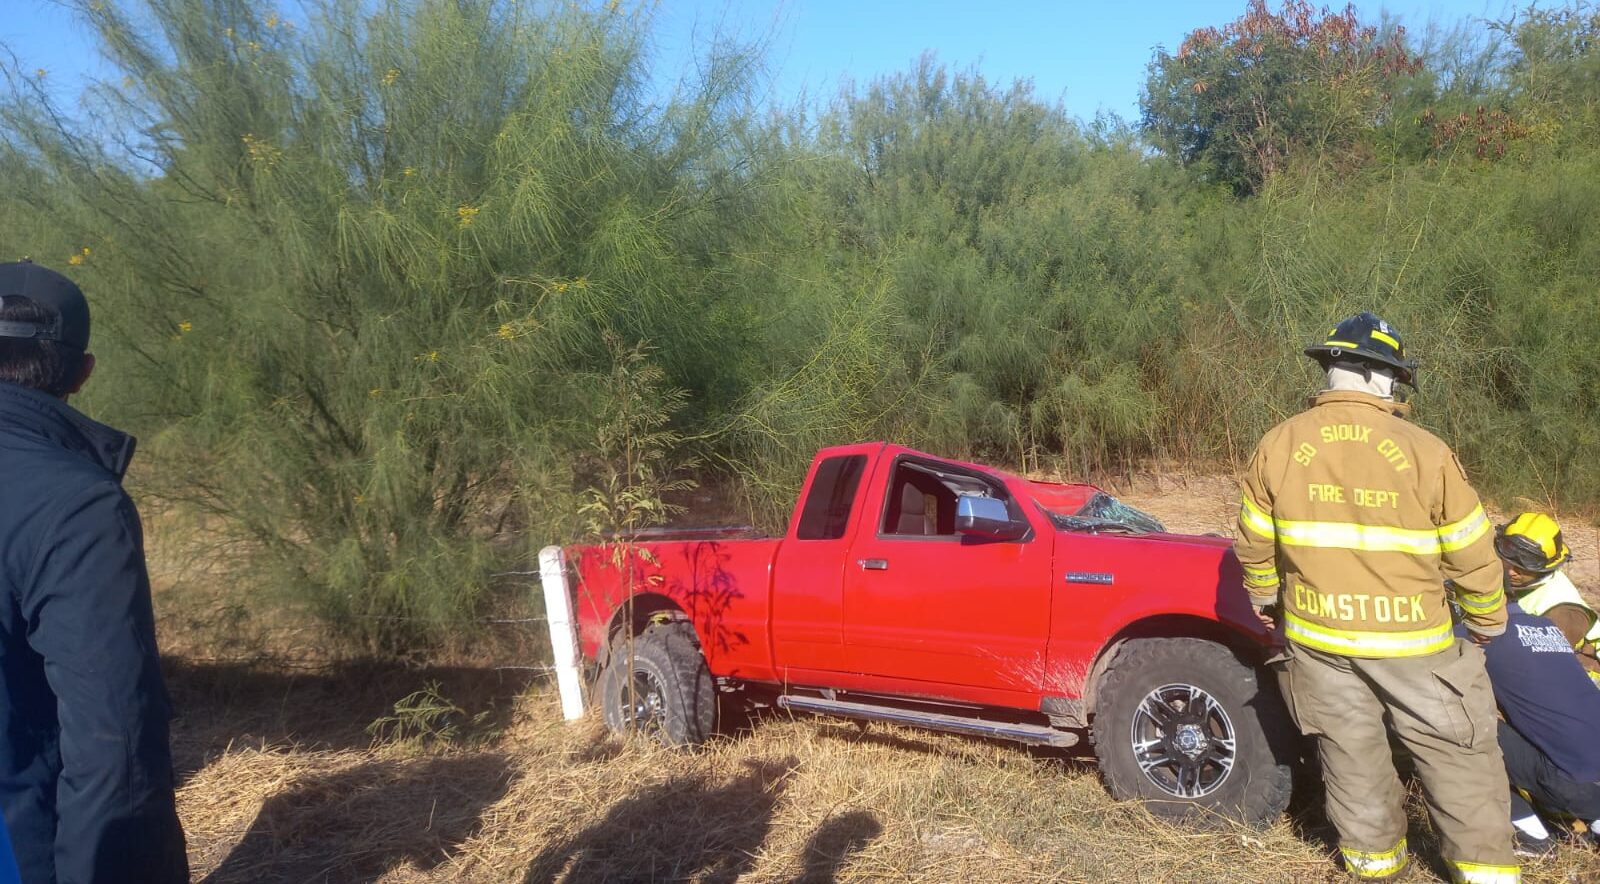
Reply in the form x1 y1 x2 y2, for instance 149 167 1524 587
1467 603 1600 783
0 383 187 884
1 816 19 884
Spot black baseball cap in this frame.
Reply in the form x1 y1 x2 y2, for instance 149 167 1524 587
0 260 91 350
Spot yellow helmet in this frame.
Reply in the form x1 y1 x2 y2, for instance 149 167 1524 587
1495 512 1571 574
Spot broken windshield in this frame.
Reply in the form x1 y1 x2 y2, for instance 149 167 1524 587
1041 491 1165 535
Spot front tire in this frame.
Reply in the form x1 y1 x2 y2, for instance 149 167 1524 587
599 621 716 746
1092 637 1295 827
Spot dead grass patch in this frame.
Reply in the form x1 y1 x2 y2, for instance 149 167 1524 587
171 684 1600 882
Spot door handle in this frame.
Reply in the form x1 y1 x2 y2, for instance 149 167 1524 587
858 558 889 571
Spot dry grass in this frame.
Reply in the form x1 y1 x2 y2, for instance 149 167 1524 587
160 473 1600 883
169 681 1600 883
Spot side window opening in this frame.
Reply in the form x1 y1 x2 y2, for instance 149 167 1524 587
796 455 867 540
881 460 999 537
885 480 940 536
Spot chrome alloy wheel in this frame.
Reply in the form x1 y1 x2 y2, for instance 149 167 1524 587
623 668 668 733
1128 682 1237 799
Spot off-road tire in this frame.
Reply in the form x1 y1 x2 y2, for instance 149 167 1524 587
1092 637 1295 827
599 621 716 746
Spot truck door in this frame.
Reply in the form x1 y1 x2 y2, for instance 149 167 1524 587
770 451 875 674
842 456 1052 697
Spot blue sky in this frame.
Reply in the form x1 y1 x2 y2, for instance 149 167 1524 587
8 0 1514 123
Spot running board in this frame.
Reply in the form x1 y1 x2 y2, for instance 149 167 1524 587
778 694 1079 748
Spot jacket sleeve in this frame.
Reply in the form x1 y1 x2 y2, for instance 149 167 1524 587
1234 441 1281 609
1435 452 1506 638
22 483 188 884
1543 604 1594 650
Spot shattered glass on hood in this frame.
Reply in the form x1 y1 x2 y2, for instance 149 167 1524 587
1047 491 1166 535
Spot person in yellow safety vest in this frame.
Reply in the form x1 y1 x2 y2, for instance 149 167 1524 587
1494 512 1600 685
1236 311 1519 883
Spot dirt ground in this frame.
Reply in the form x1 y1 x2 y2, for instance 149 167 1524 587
162 474 1600 883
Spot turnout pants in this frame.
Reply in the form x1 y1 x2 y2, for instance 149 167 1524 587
1283 640 1518 882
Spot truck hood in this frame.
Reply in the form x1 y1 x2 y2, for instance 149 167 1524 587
1132 531 1235 549
1049 525 1235 550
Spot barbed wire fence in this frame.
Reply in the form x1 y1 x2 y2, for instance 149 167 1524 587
160 567 564 676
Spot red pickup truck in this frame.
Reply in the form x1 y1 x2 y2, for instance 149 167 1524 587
562 443 1296 824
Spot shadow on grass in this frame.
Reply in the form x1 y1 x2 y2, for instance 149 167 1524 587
794 810 882 884
199 753 514 884
163 657 544 779
524 756 797 883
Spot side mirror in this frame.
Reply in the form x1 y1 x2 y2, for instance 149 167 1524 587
956 494 1028 541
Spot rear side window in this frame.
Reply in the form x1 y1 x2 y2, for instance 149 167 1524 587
796 455 867 540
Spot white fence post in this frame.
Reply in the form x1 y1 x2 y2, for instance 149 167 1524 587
539 545 586 721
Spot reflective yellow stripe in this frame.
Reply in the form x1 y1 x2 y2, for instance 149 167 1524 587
1370 329 1400 349
1326 339 1361 348
1342 839 1408 878
1284 612 1455 658
1241 562 1279 588
1274 517 1443 554
1455 583 1501 600
1345 838 1407 862
1438 506 1490 552
1240 495 1275 539
1271 505 1489 556
1458 597 1504 616
1456 586 1505 616
1449 860 1520 883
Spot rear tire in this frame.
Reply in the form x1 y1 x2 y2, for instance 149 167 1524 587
1092 637 1295 827
599 622 716 746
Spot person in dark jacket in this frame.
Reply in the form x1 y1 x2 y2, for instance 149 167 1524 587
0 261 188 883
1459 602 1600 857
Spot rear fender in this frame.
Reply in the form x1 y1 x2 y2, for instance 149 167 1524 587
571 538 779 680
596 592 691 669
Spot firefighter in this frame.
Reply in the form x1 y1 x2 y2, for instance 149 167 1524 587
1236 311 1518 882
1493 512 1600 683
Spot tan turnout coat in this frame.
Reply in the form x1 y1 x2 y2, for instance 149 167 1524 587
1235 390 1506 657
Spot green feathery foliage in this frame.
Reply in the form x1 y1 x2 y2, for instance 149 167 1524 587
1 0 760 654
